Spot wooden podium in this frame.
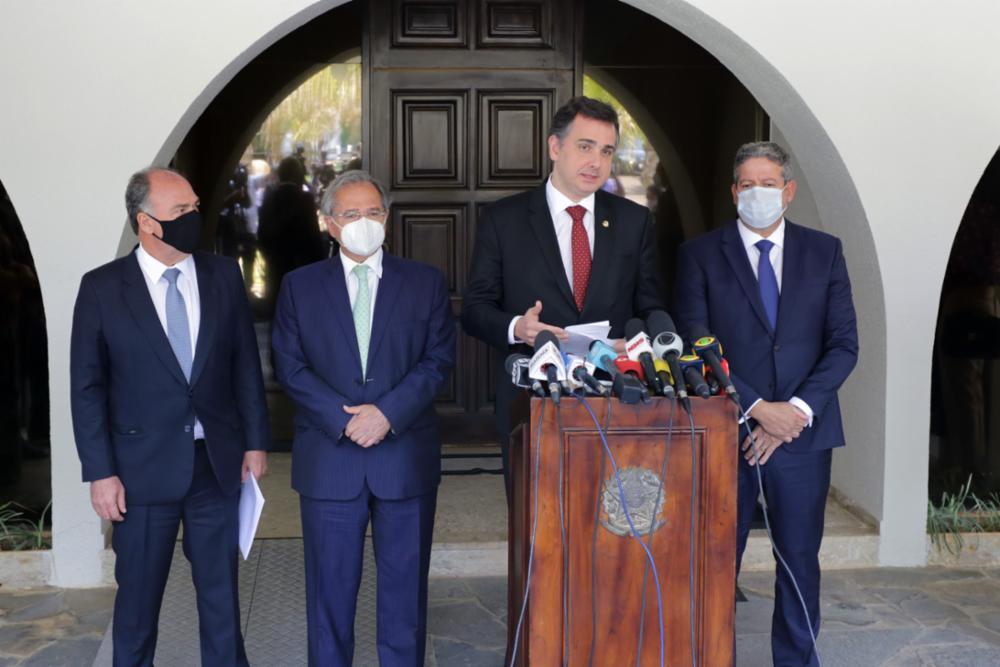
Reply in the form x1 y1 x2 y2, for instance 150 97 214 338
507 396 738 666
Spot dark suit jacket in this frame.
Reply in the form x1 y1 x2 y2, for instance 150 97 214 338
673 220 859 451
461 184 664 435
271 252 456 501
70 251 270 505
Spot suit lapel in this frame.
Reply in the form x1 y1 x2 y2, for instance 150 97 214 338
721 222 774 336
121 253 188 386
527 187 576 310
774 222 802 337
321 255 363 373
582 191 615 317
366 254 402 368
189 253 218 387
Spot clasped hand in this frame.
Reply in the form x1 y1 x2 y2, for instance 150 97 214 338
344 404 391 448
741 400 808 465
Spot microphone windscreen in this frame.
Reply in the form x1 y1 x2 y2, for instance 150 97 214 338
534 329 560 353
624 318 646 341
505 353 528 375
688 323 711 340
646 310 677 337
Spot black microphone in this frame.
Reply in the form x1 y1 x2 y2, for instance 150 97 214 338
647 310 688 404
532 330 564 404
567 354 608 395
679 354 711 399
505 353 544 397
689 325 740 403
625 318 664 396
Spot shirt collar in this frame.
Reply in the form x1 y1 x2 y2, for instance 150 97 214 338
545 176 595 218
135 244 196 284
340 247 384 281
737 218 785 253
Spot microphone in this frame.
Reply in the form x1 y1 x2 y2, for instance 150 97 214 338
689 326 740 403
614 356 645 381
652 358 676 399
505 353 544 397
529 330 566 404
587 341 647 404
647 311 688 402
567 354 608 395
625 318 664 395
678 354 711 399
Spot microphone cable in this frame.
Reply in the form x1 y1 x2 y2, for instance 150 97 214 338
685 407 699 667
635 397 676 667
555 403 571 667
586 394 613 667
576 396 665 667
507 399 547 667
739 408 823 667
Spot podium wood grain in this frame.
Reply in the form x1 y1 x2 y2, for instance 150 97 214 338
508 396 738 666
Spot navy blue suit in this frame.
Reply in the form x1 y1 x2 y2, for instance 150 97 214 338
674 220 858 666
70 250 269 666
272 252 455 666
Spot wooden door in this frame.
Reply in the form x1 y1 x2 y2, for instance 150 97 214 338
364 0 581 441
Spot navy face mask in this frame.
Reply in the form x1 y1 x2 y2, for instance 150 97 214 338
147 210 203 254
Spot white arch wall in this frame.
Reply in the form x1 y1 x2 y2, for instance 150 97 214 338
0 0 342 587
625 0 1000 565
1 1 998 584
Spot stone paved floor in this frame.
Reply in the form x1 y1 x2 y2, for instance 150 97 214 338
5 557 1000 665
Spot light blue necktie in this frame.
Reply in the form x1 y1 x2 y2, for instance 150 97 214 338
755 239 779 329
163 268 193 381
352 264 372 377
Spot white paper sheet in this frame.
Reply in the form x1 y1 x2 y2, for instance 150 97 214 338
238 472 265 560
563 320 612 357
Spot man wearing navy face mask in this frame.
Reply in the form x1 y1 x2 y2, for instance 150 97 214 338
70 167 269 666
674 142 858 666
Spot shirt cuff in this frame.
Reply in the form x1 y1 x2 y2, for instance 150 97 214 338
507 316 522 345
739 398 763 423
789 396 815 427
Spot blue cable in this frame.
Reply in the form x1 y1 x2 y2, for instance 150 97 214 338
508 400 546 667
576 396 665 667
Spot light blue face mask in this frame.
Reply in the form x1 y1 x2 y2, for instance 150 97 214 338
737 186 786 229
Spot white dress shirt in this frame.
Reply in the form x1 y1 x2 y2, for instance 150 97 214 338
135 245 204 440
735 219 814 426
340 247 383 317
507 177 595 344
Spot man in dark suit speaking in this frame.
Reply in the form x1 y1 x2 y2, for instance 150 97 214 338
673 142 859 666
272 170 455 666
71 167 270 666
461 96 664 483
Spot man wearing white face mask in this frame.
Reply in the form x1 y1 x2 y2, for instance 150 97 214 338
674 142 858 667
271 170 456 666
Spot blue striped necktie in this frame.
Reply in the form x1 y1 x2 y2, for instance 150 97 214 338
163 268 193 381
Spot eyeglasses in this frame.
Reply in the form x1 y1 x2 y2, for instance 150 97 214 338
333 208 388 222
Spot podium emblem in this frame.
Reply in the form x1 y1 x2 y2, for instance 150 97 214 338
600 467 667 537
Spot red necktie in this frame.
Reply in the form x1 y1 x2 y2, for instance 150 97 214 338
567 205 591 311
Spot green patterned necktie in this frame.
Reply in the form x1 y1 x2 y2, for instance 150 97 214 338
352 263 372 376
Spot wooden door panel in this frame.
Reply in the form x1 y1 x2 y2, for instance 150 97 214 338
367 0 579 430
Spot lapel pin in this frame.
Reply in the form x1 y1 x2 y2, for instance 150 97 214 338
602 220 610 228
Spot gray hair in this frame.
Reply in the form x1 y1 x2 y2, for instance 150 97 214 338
733 142 793 184
320 170 391 216
125 166 185 234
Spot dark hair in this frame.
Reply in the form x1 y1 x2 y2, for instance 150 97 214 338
548 96 620 144
125 166 185 234
277 156 306 185
733 142 792 183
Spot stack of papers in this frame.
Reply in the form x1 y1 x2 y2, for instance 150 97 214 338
563 321 612 357
238 473 265 560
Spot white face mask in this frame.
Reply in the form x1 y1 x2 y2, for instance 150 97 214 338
334 217 386 257
737 186 786 229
